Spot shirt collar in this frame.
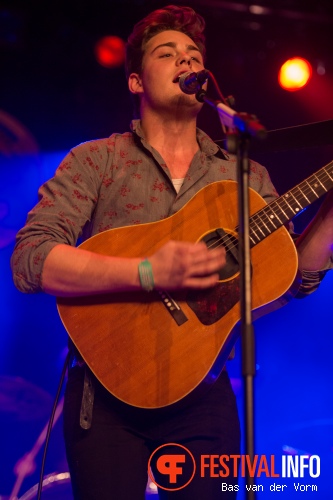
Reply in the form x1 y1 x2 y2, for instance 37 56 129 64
130 119 228 160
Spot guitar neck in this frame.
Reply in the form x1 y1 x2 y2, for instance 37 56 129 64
248 160 333 246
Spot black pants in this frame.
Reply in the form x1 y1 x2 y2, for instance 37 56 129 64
63 366 240 499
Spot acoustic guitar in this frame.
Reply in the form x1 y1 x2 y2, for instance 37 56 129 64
57 160 333 408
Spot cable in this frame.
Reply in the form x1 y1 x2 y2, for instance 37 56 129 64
36 350 70 500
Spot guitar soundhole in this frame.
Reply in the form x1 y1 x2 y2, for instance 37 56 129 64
186 228 241 326
201 228 239 280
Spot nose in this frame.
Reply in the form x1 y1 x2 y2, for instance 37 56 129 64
178 52 192 67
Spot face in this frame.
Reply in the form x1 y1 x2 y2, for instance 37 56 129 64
128 30 206 116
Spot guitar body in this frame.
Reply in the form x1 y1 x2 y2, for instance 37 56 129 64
57 180 299 408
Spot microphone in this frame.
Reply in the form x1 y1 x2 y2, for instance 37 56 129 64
179 70 210 95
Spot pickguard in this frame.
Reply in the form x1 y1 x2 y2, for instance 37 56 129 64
186 228 241 325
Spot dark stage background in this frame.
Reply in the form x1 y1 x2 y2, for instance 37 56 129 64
0 1 332 498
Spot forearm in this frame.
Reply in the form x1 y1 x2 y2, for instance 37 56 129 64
42 244 141 297
41 240 226 297
296 193 333 271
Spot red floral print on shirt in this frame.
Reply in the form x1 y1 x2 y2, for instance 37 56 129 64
126 203 144 211
152 179 169 192
119 185 130 197
72 190 88 201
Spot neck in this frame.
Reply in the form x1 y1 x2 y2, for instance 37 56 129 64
140 111 199 158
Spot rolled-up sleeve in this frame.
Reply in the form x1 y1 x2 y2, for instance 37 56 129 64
290 233 333 298
296 269 331 297
11 145 103 293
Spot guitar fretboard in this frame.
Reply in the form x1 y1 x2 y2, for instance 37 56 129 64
249 160 333 246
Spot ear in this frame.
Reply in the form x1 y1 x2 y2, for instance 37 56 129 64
128 73 144 95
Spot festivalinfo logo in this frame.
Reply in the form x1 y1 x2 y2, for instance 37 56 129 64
148 444 320 493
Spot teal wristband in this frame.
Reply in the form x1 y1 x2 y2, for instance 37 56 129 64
138 259 154 292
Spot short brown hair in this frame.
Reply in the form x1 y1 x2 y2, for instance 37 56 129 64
126 5 206 116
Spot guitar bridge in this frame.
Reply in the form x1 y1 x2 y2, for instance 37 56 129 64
157 290 188 326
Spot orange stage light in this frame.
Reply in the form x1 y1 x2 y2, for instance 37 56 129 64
278 57 312 91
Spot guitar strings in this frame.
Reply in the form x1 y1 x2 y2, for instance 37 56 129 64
203 165 333 254
206 172 332 253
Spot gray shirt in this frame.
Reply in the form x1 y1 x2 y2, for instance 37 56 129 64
11 120 331 295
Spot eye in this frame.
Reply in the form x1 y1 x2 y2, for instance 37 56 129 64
160 53 172 58
191 56 201 63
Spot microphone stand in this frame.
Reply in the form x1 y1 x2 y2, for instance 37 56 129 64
196 90 267 499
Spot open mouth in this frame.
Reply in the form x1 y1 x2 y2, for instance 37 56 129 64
173 72 189 84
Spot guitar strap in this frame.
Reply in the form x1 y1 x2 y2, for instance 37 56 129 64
79 367 95 430
68 343 95 430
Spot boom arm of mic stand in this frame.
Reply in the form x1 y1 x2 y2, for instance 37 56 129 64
196 90 267 144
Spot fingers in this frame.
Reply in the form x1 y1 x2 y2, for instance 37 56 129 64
151 240 226 291
186 241 225 277
180 242 225 289
182 272 221 289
